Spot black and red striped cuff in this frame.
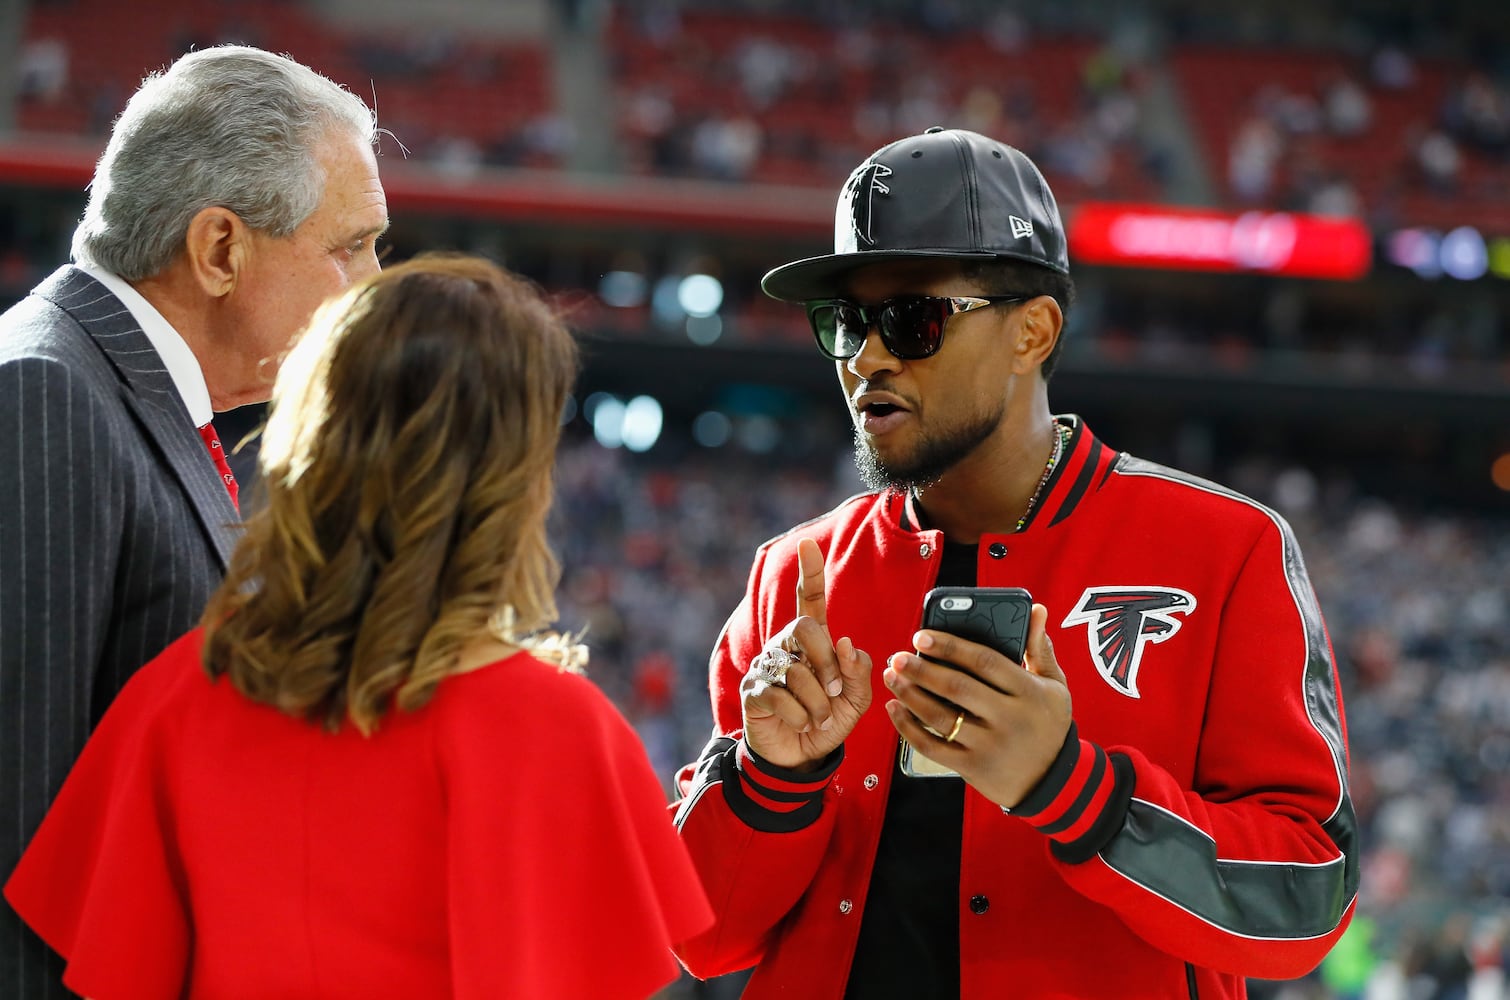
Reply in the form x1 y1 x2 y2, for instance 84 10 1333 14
1005 722 1135 863
720 739 843 834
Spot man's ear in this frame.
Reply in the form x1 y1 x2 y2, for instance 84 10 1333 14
1012 295 1064 375
182 206 248 300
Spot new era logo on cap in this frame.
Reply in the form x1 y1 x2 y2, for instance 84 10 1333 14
1010 215 1034 239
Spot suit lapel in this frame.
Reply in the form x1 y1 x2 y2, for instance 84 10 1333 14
35 266 240 569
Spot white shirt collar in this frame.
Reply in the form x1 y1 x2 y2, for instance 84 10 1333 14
78 264 214 427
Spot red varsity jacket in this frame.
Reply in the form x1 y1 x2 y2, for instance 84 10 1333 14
672 417 1356 1000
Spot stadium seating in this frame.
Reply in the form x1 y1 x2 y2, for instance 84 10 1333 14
1173 44 1510 231
16 0 557 165
15 0 1506 230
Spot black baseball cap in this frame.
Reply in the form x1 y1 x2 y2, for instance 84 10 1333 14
761 127 1069 302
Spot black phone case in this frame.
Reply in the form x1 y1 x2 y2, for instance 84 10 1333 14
920 586 1032 665
901 587 1032 779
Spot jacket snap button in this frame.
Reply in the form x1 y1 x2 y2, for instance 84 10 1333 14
988 542 1008 558
919 542 932 559
864 774 878 790
969 895 990 914
839 899 854 914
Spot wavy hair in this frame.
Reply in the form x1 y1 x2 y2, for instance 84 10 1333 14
72 45 376 280
201 254 580 734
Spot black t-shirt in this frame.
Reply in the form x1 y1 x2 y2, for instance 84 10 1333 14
844 538 976 999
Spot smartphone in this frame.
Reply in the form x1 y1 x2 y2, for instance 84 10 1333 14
899 586 1033 779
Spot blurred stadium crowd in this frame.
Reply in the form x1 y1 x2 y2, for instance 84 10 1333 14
6 0 1510 379
10 0 1510 222
3 0 1508 996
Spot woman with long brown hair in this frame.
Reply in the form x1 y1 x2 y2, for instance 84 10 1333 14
6 255 712 999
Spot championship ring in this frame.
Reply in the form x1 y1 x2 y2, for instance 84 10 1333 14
751 647 799 686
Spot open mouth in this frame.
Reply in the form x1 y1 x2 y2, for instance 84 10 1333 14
855 395 910 434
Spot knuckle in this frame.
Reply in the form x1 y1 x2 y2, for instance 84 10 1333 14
794 619 828 651
972 648 1000 676
932 663 967 700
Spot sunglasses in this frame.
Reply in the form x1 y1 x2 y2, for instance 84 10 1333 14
805 295 1026 361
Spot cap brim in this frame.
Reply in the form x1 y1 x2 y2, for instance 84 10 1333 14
760 249 1000 302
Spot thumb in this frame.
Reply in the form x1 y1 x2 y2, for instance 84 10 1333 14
1023 604 1067 684
835 636 873 701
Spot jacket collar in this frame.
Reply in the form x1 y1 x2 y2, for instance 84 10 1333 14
893 415 1118 537
33 266 240 567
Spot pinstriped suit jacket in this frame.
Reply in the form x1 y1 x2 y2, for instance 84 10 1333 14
0 266 241 998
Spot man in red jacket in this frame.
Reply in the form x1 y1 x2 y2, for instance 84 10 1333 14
671 127 1357 999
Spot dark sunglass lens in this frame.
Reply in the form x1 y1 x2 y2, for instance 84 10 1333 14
882 297 948 358
810 303 864 359
829 303 869 358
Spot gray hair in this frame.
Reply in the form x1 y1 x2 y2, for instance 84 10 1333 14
72 45 377 280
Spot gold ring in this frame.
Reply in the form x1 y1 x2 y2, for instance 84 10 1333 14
945 712 965 743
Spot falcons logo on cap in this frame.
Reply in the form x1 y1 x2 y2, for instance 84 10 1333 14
836 161 892 252
1061 587 1196 698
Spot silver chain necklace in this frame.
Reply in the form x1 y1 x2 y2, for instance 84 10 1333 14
1014 422 1070 533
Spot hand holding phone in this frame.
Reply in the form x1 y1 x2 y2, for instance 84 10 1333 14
900 587 1031 778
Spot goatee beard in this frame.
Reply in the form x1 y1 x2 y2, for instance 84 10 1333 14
852 408 1001 493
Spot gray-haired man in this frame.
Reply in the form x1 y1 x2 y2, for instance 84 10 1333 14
0 45 388 996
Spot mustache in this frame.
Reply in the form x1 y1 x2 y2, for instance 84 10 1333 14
851 378 915 406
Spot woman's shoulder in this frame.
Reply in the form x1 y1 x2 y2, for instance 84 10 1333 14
105 628 216 730
454 650 614 711
435 651 634 750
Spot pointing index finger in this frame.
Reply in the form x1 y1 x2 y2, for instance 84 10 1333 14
795 537 827 632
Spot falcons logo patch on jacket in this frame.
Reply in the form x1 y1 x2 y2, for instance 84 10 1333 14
1061 588 1197 698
